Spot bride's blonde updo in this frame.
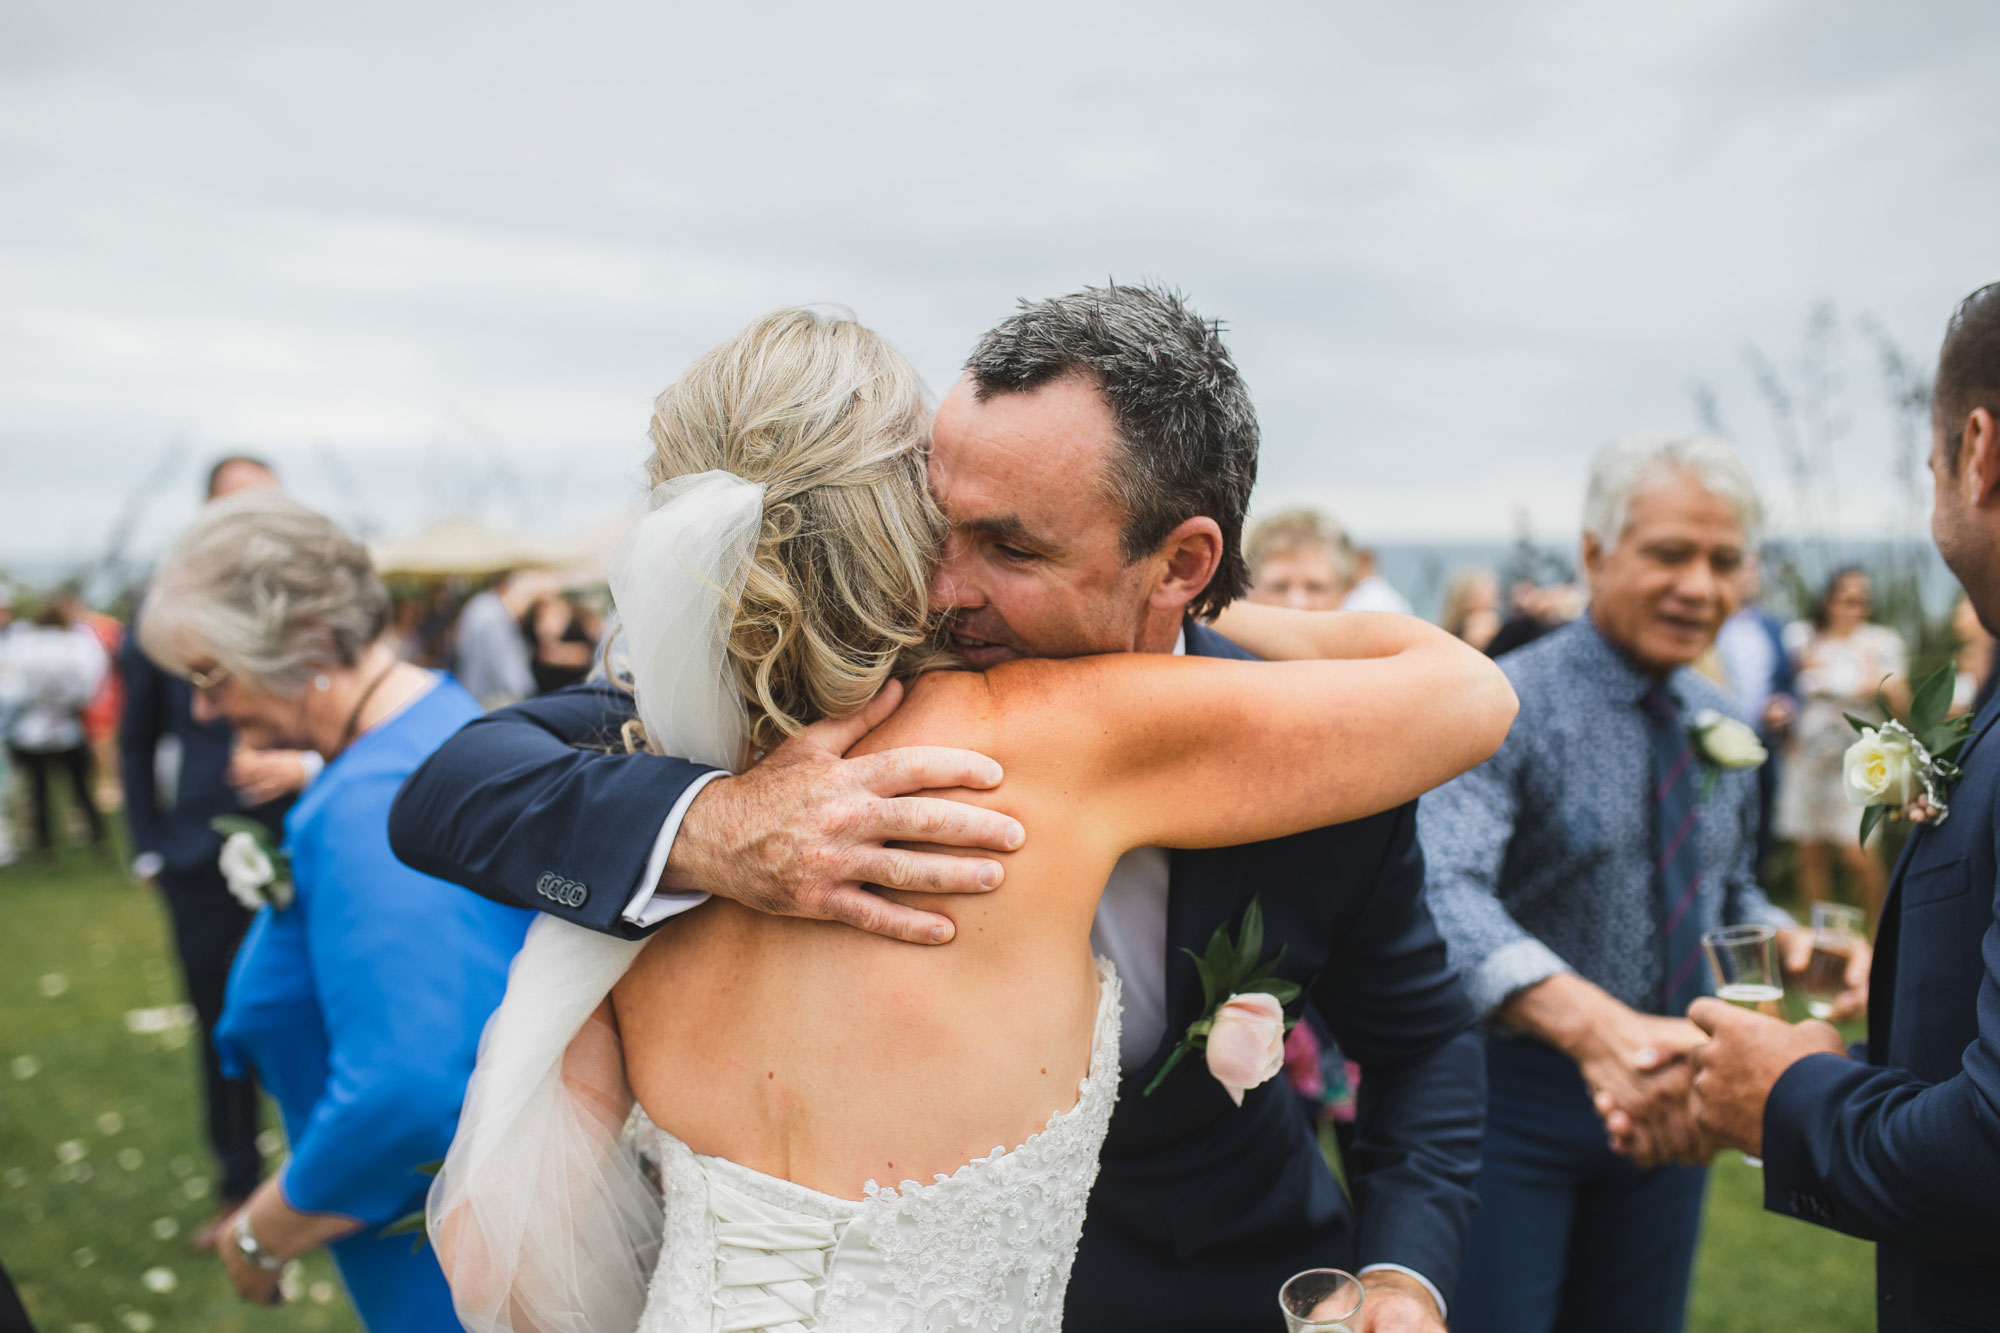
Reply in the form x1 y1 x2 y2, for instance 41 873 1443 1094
643 307 952 753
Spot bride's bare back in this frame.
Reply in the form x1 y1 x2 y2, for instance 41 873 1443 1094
610 615 1515 1200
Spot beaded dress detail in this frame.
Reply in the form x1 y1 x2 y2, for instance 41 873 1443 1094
636 960 1121 1333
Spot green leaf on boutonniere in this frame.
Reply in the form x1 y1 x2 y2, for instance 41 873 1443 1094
1910 665 1954 739
1859 803 1888 848
1845 712 1877 737
1146 894 1298 1097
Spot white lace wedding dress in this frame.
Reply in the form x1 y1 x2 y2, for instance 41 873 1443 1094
635 961 1122 1333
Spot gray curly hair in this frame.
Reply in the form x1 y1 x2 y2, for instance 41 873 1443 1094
139 493 389 694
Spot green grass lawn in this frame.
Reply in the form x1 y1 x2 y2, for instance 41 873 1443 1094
1 829 1875 1331
1 839 356 1332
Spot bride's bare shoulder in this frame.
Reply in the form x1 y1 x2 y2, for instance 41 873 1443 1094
859 657 1130 758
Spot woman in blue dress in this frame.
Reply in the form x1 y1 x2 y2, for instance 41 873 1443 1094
140 493 531 1331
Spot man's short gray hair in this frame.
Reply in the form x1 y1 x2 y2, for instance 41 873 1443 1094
140 492 389 695
965 282 1258 619
1583 433 1762 547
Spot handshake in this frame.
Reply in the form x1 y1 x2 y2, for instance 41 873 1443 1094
1539 930 1869 1167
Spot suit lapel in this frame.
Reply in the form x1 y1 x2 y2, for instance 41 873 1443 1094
1870 690 2000 1056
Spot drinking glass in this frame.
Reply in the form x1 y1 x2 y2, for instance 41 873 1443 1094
1803 903 1866 1019
1279 1268 1364 1332
1702 923 1783 1167
1702 924 1783 1016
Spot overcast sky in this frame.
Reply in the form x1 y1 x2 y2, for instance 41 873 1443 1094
4 0 1998 579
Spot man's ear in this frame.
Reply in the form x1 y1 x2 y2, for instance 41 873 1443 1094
1580 532 1605 586
1148 517 1225 614
1963 408 2000 508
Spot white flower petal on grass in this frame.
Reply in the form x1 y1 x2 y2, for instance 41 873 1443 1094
11 1055 40 1080
69 1163 94 1183
39 973 69 997
96 1112 124 1136
55 1139 87 1164
167 1155 194 1179
181 1176 210 1201
72 1247 96 1268
116 1149 143 1171
279 1263 304 1302
70 1323 102 1333
309 1281 335 1304
120 1313 155 1333
121 1006 194 1036
255 1130 282 1157
4 1168 27 1189
140 1269 176 1294
149 1217 179 1241
159 1028 189 1051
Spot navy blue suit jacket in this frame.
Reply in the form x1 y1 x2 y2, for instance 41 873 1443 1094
1763 691 2000 1331
118 605 286 887
388 623 1485 1329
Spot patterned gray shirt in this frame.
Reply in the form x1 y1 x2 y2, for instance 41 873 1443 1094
1418 614 1794 1019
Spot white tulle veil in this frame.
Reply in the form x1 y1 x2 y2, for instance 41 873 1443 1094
427 470 764 1333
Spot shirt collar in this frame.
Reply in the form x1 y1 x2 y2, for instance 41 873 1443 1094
1172 627 1186 657
1575 607 1683 708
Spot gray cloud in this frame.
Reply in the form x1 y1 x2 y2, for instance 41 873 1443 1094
3 0 1997 580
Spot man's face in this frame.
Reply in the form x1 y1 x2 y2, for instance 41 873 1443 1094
1930 411 1990 621
1583 473 1746 675
928 373 1156 666
1249 545 1343 610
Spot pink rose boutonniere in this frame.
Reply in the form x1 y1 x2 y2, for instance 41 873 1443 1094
1142 896 1300 1104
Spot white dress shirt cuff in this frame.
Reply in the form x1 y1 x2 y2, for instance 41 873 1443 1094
1357 1264 1447 1319
620 769 728 929
1467 936 1574 1020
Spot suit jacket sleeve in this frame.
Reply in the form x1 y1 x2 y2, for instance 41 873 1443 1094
387 681 721 937
1759 870 2000 1264
117 626 169 860
1312 803 1485 1306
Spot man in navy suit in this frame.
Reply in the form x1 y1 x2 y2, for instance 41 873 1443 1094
1689 282 2000 1330
390 284 1483 1332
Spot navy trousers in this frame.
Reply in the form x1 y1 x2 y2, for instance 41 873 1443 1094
1455 1035 1709 1333
158 868 262 1202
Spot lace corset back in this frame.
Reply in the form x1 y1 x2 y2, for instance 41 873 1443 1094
637 960 1122 1333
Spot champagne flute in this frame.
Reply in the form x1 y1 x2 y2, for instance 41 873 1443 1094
1279 1268 1364 1333
1803 903 1866 1020
1701 923 1783 1167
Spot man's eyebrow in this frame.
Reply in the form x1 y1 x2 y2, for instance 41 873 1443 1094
966 514 1064 556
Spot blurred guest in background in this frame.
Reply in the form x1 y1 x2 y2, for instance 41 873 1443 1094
452 570 537 708
1951 592 1994 716
1242 508 1351 609
140 492 531 1329
1715 557 1796 875
121 452 312 1248
55 586 126 811
1342 545 1415 614
1440 568 1503 653
523 587 596 695
1775 567 1907 919
3 598 109 857
1485 580 1586 658
1421 434 1802 1333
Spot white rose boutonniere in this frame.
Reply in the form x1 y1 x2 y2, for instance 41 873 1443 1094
1841 664 1972 844
212 816 294 912
1689 710 1768 770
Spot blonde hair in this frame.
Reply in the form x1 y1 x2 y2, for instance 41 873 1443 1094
641 308 951 753
1244 508 1354 585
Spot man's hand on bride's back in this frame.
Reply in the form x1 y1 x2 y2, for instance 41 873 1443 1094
658 680 1023 944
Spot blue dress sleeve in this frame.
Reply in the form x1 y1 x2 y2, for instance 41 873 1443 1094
281 770 530 1225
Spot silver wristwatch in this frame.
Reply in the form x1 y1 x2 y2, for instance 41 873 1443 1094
233 1212 284 1271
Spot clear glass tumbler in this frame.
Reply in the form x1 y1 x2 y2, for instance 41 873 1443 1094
1278 1268 1364 1332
